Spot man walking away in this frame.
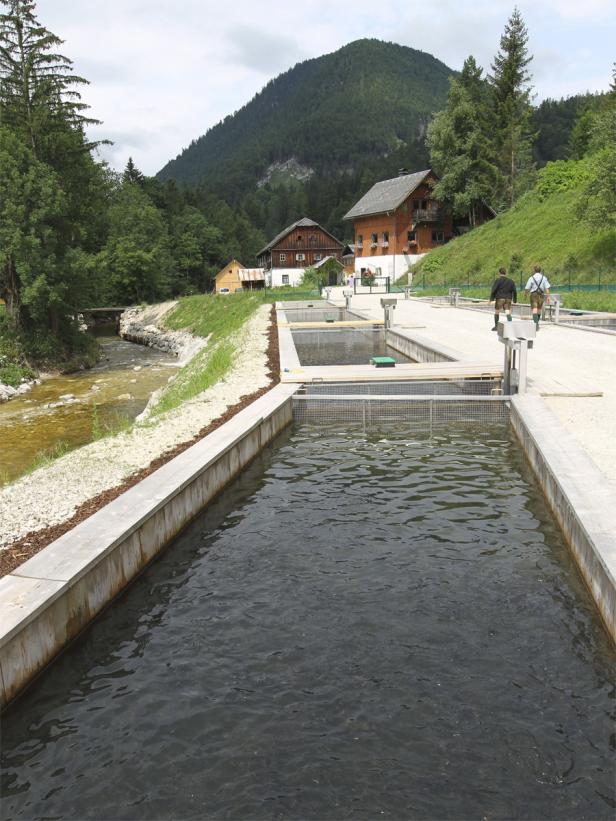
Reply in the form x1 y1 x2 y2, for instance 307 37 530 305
489 267 517 331
524 265 551 329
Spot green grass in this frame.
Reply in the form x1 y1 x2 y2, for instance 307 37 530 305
560 291 616 312
151 342 234 417
152 291 272 416
164 292 265 340
409 175 616 289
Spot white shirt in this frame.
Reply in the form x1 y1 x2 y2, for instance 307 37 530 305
525 273 550 293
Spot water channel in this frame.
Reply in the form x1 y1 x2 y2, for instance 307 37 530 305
292 328 413 366
1 423 613 820
0 326 178 484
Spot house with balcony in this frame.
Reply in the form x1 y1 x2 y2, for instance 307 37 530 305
344 169 493 281
256 217 345 287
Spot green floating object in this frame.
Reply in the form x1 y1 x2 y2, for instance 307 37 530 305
325 317 335 323
370 356 396 367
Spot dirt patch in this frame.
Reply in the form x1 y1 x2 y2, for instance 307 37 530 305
0 308 281 579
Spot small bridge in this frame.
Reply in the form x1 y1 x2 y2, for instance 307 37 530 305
79 307 130 318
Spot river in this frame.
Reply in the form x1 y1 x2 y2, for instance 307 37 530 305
0 326 178 484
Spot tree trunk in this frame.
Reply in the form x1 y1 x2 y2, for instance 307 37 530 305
1 255 22 328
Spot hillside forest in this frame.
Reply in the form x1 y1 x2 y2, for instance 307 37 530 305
1 0 614 369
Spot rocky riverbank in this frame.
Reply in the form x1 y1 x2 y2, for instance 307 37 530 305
119 302 208 364
0 377 40 404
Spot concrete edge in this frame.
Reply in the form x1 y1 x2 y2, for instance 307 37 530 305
510 395 616 643
0 383 298 707
386 328 463 363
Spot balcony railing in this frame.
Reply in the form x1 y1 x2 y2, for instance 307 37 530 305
356 242 363 249
414 208 442 223
380 241 389 248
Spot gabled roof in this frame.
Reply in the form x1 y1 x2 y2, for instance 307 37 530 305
343 170 434 221
257 217 344 257
313 255 343 269
215 259 244 280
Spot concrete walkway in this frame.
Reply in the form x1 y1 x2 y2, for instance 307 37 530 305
329 289 616 488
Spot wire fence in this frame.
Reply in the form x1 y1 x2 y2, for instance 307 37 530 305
293 395 510 430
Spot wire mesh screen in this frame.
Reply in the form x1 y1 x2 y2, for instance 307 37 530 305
298 379 503 397
292 396 509 429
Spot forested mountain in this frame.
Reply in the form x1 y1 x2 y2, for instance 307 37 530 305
532 92 608 166
158 39 454 240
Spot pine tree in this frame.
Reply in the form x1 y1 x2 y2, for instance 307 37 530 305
0 0 102 159
581 64 616 231
427 56 499 227
489 7 536 208
123 156 145 186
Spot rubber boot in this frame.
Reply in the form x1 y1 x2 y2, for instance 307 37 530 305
533 313 539 330
507 314 513 321
492 313 499 331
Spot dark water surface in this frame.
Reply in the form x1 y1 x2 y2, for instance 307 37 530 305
1 425 614 820
292 328 413 365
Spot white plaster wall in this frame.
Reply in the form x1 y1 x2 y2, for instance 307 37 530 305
270 268 305 287
354 254 426 280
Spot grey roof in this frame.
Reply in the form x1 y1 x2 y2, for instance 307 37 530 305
343 170 433 221
314 255 342 269
257 217 343 257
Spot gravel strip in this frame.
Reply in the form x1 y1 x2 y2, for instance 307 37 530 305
0 304 272 551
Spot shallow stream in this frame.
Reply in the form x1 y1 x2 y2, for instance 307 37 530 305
1 423 613 820
0 327 177 483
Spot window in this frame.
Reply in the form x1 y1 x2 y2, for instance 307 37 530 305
282 274 289 285
422 200 427 210
407 231 416 243
356 234 363 247
297 253 305 261
432 230 445 243
371 233 378 247
297 235 303 244
382 231 389 247
309 235 317 246
279 253 286 262
314 253 322 261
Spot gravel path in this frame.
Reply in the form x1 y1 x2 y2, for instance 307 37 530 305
0 304 271 550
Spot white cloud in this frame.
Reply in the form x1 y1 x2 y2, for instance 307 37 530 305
33 0 614 174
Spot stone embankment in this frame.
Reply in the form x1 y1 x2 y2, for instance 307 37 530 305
119 302 208 364
0 378 40 404
0 303 272 551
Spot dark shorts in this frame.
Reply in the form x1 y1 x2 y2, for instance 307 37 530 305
530 293 545 310
495 298 512 311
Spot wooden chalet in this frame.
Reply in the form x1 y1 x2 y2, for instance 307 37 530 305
256 218 344 271
214 259 265 293
344 169 494 259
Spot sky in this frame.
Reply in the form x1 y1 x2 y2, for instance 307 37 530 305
37 0 616 175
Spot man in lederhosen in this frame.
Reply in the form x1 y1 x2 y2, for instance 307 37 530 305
489 267 517 331
524 265 551 329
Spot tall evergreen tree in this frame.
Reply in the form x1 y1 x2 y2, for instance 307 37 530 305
427 56 499 227
123 156 145 186
0 0 109 334
0 0 100 157
581 64 616 231
489 7 535 208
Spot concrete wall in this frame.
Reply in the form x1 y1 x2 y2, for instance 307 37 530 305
386 329 461 364
0 384 297 708
511 395 616 644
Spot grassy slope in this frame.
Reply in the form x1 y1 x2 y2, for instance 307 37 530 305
411 188 616 288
